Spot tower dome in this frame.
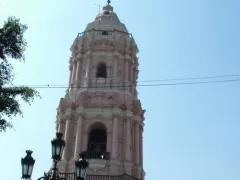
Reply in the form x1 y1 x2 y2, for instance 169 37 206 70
85 4 128 33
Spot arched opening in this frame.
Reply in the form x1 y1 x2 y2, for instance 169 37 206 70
104 11 110 15
96 62 107 78
87 123 108 159
102 31 108 35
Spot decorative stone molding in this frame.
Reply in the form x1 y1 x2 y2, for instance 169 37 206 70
76 53 82 60
99 55 106 60
72 57 78 64
81 70 86 77
76 111 85 118
113 53 119 59
118 66 124 77
58 117 66 123
132 116 141 124
84 119 110 133
64 114 74 121
83 113 113 121
112 113 121 119
140 109 146 120
86 53 92 59
83 59 87 66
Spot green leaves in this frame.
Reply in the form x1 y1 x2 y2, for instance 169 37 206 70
0 16 40 132
0 16 27 61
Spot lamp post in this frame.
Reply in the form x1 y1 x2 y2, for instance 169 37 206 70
21 132 89 180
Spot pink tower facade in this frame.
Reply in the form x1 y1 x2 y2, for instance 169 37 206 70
56 3 146 180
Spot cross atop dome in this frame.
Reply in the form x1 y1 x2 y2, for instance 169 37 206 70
107 0 111 5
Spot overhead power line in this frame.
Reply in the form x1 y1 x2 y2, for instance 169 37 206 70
13 74 240 88
10 78 240 89
138 74 240 82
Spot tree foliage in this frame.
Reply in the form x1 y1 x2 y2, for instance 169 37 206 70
0 16 40 132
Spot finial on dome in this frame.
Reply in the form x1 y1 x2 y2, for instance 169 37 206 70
103 0 113 12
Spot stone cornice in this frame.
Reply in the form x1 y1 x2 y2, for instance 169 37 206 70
77 40 137 60
58 118 66 123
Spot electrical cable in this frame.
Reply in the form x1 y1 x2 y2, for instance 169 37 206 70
137 74 240 82
11 74 240 88
9 78 240 89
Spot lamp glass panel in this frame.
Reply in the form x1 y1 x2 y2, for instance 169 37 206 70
56 145 61 156
80 167 87 178
60 145 64 157
23 164 28 176
28 164 33 176
76 167 80 177
52 144 56 157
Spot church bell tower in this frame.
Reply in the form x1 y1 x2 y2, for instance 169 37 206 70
56 1 146 180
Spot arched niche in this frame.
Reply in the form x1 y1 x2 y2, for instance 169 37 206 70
86 122 109 159
96 62 107 78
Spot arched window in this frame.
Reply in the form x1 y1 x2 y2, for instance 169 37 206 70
96 62 107 78
87 123 107 159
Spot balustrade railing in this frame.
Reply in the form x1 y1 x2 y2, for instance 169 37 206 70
76 29 137 50
57 173 140 180
70 78 134 92
83 151 110 160
77 29 134 39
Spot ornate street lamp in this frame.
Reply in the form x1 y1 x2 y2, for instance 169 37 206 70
51 133 65 161
49 132 66 180
21 133 90 180
21 133 67 180
75 153 89 180
21 150 35 180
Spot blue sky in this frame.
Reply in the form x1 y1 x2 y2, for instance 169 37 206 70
0 0 240 180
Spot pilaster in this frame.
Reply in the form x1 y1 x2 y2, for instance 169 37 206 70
82 131 88 151
124 60 129 82
75 58 82 81
111 116 119 159
74 114 84 159
124 118 131 161
107 131 112 153
71 58 77 84
134 122 140 165
85 50 92 86
69 65 73 85
63 116 72 160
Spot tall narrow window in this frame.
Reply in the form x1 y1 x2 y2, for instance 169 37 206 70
96 62 107 78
